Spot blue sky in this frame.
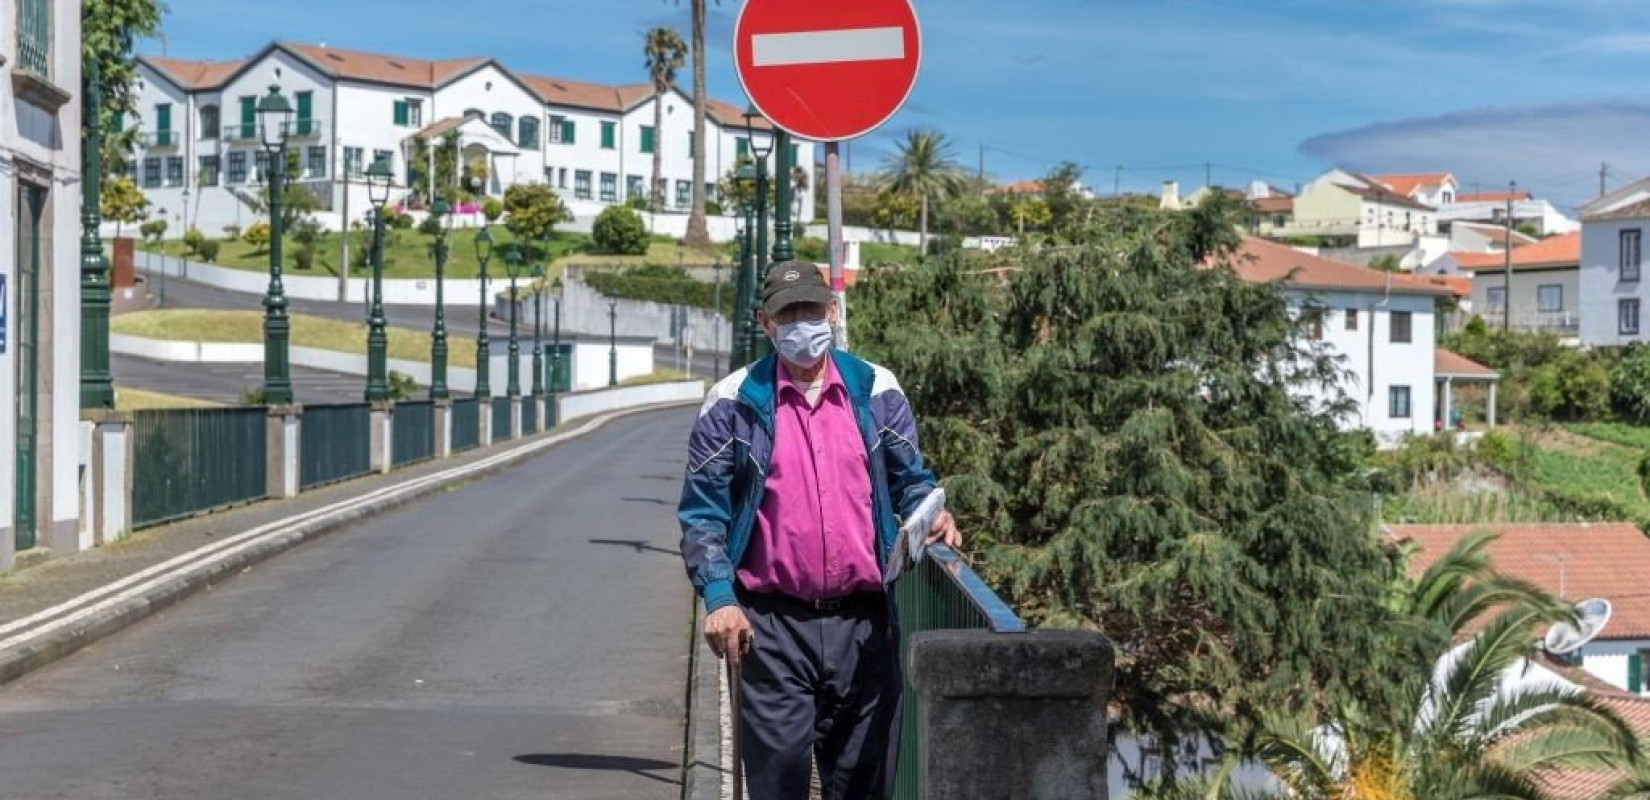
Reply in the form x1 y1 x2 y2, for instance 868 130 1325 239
146 0 1650 211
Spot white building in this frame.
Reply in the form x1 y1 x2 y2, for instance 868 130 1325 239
1288 170 1439 248
126 42 813 238
1371 172 1460 209
1443 188 1578 236
1577 177 1650 347
2 0 86 568
1457 232 1581 338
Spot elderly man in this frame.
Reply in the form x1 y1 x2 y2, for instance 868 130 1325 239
678 262 960 800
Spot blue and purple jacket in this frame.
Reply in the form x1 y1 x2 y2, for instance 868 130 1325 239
677 350 938 613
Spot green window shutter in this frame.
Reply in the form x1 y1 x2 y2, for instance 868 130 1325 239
736 138 748 157
1632 653 1643 693
297 92 312 120
641 126 655 154
601 122 615 150
563 120 576 144
240 96 255 138
393 100 408 126
156 104 171 132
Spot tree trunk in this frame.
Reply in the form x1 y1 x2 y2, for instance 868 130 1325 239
652 94 665 214
684 0 712 248
920 194 929 256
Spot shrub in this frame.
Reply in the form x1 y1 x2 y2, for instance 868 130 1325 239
482 198 504 224
1528 348 1610 420
417 215 443 237
1612 344 1650 422
794 236 829 262
290 218 324 246
388 370 419 401
294 243 316 270
138 219 167 243
195 240 221 262
182 227 205 255
583 264 735 316
704 199 723 216
391 211 415 230
627 194 650 211
242 222 272 251
592 205 648 255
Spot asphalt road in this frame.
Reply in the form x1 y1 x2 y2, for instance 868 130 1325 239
114 355 364 405
0 408 698 800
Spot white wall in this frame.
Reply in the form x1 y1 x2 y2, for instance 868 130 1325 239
1580 217 1648 346
1469 267 1580 333
433 65 546 191
1580 639 1650 693
557 380 705 422
1293 289 1438 442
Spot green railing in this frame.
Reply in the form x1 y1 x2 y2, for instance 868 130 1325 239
522 396 538 433
451 398 480 452
893 544 1025 799
17 0 50 76
300 403 371 489
492 397 512 441
133 407 268 528
393 401 435 467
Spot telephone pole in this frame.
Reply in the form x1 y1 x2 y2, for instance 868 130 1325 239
1114 164 1122 197
1503 181 1516 332
1205 161 1212 189
1601 162 1610 198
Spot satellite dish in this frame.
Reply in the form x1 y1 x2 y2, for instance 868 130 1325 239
1543 598 1613 656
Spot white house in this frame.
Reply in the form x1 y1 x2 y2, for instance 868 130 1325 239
1577 177 1650 347
1457 231 1581 337
1448 220 1538 254
1443 188 1578 236
125 42 813 238
1372 172 1460 209
1225 238 1476 443
2 0 87 568
1288 170 1439 248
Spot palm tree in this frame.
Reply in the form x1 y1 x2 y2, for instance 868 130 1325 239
878 129 966 254
643 27 687 215
666 0 718 248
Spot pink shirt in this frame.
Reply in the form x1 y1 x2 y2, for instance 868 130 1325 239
737 359 881 601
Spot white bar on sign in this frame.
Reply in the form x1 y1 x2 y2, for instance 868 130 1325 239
751 27 905 67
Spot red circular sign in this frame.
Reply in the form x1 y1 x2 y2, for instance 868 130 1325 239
734 0 922 142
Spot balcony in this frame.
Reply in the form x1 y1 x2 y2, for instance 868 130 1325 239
1478 309 1581 338
16 0 49 77
282 117 324 140
222 119 324 143
139 130 179 149
226 123 261 143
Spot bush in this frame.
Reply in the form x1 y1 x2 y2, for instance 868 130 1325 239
482 198 504 224
242 222 272 251
1528 348 1610 421
1612 344 1650 422
417 215 443 237
138 219 167 243
182 227 205 255
592 205 648 255
583 264 735 316
195 240 221 262
391 211 415 230
794 236 829 262
704 199 723 216
294 243 316 270
290 218 324 247
627 194 650 211
388 370 419 401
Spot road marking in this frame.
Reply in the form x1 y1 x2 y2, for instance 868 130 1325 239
751 27 905 67
0 405 689 654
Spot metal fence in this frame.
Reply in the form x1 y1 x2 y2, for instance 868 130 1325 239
133 407 269 528
392 401 435 467
892 544 1025 799
522 396 538 434
492 396 512 441
300 403 371 489
452 398 480 452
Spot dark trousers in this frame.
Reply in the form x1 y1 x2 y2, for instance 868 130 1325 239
738 590 903 800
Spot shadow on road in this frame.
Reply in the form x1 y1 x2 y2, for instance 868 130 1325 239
588 538 681 557
514 753 681 785
623 496 675 507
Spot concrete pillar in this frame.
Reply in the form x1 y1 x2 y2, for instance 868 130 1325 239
81 411 135 547
1488 381 1498 429
509 395 523 440
370 402 394 474
533 395 547 434
1441 378 1453 432
264 405 302 499
478 399 493 447
908 630 1113 800
433 399 453 459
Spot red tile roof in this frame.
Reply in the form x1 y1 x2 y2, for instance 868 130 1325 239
1373 172 1453 197
1457 190 1533 204
1252 195 1294 214
1453 231 1580 271
1223 237 1452 296
1533 690 1650 799
1388 523 1650 638
984 179 1045 197
1344 177 1436 211
282 43 488 88
1427 276 1472 298
143 56 246 89
1435 349 1497 378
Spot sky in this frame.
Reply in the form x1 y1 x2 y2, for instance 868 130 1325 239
144 0 1650 212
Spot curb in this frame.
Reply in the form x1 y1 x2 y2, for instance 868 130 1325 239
682 602 724 800
0 399 701 688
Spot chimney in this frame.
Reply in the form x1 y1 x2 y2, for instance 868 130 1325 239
1161 180 1182 211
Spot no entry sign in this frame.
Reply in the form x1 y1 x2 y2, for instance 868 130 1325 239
734 0 922 142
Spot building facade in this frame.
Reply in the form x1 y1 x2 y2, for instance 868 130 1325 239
1371 172 1459 209
2 0 85 569
1287 170 1439 248
1443 189 1579 236
126 42 812 238
1577 178 1650 347
1459 232 1581 337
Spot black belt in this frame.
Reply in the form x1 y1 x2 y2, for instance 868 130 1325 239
738 588 885 615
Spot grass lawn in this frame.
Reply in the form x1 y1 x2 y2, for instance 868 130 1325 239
141 229 722 284
114 387 222 411
617 368 702 388
1516 425 1650 524
112 309 477 369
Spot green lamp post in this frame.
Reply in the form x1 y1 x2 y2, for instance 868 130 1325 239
772 129 795 265
550 277 564 393
258 85 295 405
80 58 114 410
363 154 394 402
531 243 548 399
474 227 493 399
503 244 524 398
732 165 756 366
608 298 619 388
743 108 773 360
428 198 452 400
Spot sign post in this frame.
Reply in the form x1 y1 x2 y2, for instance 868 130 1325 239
735 0 922 349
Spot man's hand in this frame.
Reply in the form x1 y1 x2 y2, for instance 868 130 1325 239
704 606 754 665
925 509 962 549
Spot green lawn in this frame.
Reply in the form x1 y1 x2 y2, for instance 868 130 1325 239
114 387 222 411
113 309 477 368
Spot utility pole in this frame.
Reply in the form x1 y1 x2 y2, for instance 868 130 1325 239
1601 162 1610 198
1205 161 1212 189
1503 181 1516 332
1114 164 1122 198
977 143 985 191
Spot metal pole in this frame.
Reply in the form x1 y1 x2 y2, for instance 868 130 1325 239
1503 181 1515 333
430 214 449 400
477 243 491 399
551 294 562 393
752 156 771 360
80 57 115 409
508 273 520 397
713 260 723 377
772 130 794 264
736 208 755 365
365 199 389 402
608 300 619 388
264 137 294 405
531 281 544 398
826 141 846 350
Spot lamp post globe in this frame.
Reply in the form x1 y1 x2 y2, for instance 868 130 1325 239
363 154 394 402
428 198 452 400
503 244 524 398
474 227 493 399
257 85 295 405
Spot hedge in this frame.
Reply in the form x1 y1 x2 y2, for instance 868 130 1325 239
583 264 737 317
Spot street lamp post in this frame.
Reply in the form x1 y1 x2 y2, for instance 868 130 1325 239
531 263 545 399
712 259 724 377
733 167 756 366
550 278 564 393
428 199 451 400
504 245 524 399
258 85 295 405
772 129 795 264
80 57 115 409
608 298 619 388
363 155 394 402
744 108 773 360
474 227 493 399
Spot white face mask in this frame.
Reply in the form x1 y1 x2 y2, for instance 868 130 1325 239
774 319 833 369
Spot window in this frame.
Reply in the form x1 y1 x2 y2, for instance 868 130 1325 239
601 121 617 150
307 146 327 179
1537 284 1564 313
640 125 656 154
560 118 576 144
1303 308 1324 340
675 179 691 209
198 155 220 187
1632 651 1646 694
1346 308 1359 331
294 91 314 136
1389 386 1412 419
491 112 513 142
238 96 256 140
736 137 749 158
16 0 51 76
558 168 568 189
372 150 394 177
1273 214 1286 229
574 170 592 200
253 150 270 183
1390 311 1413 344
228 151 248 184
407 99 422 128
463 108 484 121
394 100 410 126
600 173 618 203
1442 191 1454 204
688 133 696 159
1623 299 1642 336
165 156 184 187
518 117 539 149
199 105 220 140
154 103 172 145
550 116 567 144
344 147 364 178
142 158 161 188
1486 287 1507 314
627 174 644 200
1623 230 1642 282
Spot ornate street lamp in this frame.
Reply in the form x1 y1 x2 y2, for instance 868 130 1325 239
363 154 394 402
474 227 493 399
428 198 452 400
712 259 724 377
550 277 564 393
258 85 295 404
743 108 773 360
80 58 114 409
733 165 756 366
503 244 524 399
608 297 619 388
530 239 549 400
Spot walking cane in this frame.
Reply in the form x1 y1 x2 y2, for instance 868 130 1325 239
727 655 744 800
